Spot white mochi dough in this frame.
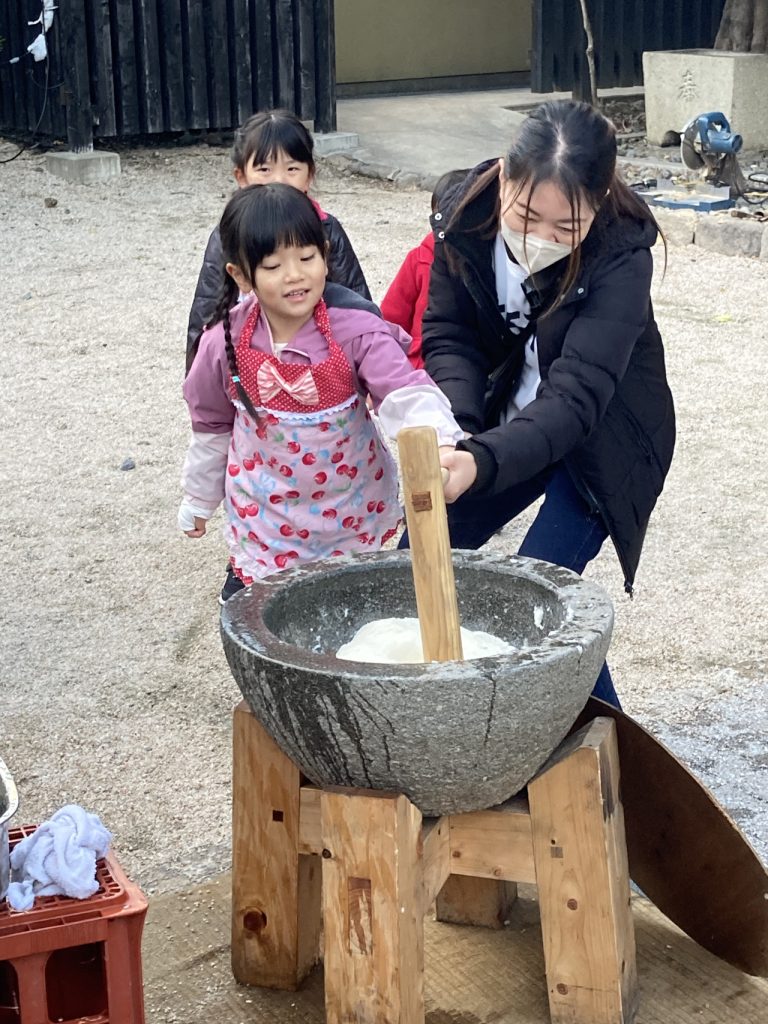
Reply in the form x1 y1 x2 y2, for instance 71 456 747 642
336 616 514 664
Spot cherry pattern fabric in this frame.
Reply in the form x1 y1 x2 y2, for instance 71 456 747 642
225 300 401 583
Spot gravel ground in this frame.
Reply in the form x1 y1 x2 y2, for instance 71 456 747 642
1 138 765 893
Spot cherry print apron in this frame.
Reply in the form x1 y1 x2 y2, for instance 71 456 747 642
225 300 401 583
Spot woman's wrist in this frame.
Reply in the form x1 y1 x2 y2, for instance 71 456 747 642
456 437 497 493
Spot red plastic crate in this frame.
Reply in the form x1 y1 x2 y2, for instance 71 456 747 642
0 826 147 1024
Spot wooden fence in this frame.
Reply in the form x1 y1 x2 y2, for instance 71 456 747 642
2 0 731 146
532 0 726 94
0 0 337 148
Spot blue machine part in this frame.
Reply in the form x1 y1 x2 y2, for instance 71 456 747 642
696 112 743 156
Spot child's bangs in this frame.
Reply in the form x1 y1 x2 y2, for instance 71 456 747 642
275 192 325 250
237 190 325 276
247 119 314 169
276 219 325 253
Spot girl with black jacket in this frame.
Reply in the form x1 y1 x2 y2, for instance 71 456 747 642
424 100 675 707
186 109 370 372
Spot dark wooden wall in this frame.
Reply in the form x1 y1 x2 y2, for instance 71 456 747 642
532 0 726 94
2 1 730 146
0 0 336 147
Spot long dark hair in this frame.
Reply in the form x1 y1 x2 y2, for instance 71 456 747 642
207 184 327 407
450 100 662 311
232 108 316 177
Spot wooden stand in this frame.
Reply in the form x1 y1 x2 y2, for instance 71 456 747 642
231 701 638 1024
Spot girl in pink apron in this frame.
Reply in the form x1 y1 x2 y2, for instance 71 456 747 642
179 183 463 601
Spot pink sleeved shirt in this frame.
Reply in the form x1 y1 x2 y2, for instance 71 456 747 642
183 296 438 434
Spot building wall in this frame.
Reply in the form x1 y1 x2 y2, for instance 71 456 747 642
335 0 532 85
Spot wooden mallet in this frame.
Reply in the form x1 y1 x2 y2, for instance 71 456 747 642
397 426 464 662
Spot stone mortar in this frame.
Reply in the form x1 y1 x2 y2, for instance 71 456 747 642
220 551 614 815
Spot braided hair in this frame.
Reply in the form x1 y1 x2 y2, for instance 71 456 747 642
207 183 328 416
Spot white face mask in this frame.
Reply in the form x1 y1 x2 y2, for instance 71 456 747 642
500 222 573 275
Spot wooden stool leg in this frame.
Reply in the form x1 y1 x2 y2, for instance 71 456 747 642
529 717 638 1024
321 789 424 1024
231 701 321 989
435 875 517 929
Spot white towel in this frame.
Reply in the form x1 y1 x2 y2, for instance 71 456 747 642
6 805 112 912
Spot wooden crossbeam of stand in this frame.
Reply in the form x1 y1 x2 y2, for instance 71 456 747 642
298 788 536 893
231 702 638 1024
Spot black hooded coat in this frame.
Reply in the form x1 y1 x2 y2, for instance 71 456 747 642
422 162 676 593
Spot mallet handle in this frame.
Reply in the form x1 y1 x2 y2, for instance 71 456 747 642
398 426 463 662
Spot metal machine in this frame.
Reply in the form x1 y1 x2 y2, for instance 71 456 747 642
680 111 743 185
634 110 748 212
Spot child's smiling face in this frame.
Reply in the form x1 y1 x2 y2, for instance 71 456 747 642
227 243 327 339
234 148 313 193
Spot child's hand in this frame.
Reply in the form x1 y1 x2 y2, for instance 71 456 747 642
185 517 208 539
178 498 215 537
439 448 477 503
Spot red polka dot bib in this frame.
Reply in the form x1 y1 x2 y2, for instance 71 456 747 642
229 299 357 413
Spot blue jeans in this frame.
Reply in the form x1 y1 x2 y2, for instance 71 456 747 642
400 463 620 708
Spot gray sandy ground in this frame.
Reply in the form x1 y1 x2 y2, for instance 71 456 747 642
0 140 765 893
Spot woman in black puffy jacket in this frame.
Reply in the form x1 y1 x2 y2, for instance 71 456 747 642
186 109 370 371
424 100 676 707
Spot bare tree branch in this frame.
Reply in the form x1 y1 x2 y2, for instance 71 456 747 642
577 0 600 107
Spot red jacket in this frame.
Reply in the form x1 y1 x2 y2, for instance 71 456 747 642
380 232 434 369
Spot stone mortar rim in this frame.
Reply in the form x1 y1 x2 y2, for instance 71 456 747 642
220 550 614 680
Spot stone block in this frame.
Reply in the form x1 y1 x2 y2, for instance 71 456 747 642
652 207 697 247
643 50 768 150
45 150 121 184
760 225 768 261
695 215 764 258
312 131 360 156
